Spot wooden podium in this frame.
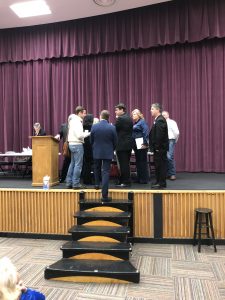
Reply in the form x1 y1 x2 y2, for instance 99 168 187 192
32 136 59 187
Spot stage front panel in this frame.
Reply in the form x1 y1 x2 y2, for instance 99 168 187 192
134 193 154 238
0 189 225 241
0 190 78 234
163 192 225 238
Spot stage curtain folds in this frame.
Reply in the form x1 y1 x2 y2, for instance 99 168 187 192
0 0 225 62
1 39 225 172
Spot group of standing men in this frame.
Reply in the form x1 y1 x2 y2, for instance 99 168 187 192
55 102 179 201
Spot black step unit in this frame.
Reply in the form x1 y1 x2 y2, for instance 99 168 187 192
79 191 134 240
44 258 140 283
61 241 132 260
68 225 130 242
74 211 131 226
45 191 139 284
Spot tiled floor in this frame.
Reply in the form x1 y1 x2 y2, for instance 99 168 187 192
0 238 224 299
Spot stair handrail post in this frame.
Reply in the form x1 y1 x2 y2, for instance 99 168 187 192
79 191 85 201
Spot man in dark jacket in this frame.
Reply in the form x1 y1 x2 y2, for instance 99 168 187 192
114 103 133 187
55 123 70 183
91 110 117 201
149 103 169 189
33 123 46 136
82 114 94 184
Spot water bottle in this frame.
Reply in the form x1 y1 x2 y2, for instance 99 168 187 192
43 175 50 190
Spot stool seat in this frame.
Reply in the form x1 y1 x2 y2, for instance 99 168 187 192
193 207 217 253
195 208 212 214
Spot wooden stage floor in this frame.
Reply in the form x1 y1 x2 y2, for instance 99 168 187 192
0 172 225 190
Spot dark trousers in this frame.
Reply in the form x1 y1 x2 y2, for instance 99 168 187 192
134 148 149 183
116 150 131 184
82 156 93 184
61 156 71 182
154 150 167 186
94 159 111 198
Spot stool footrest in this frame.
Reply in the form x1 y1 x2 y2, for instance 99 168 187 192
196 224 210 228
194 237 214 240
195 232 210 235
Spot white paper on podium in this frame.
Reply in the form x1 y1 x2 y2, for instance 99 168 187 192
135 137 144 150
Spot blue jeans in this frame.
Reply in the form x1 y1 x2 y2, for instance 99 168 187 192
167 139 176 176
66 144 84 187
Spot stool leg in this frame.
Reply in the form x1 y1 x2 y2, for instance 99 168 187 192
205 213 210 246
205 213 210 238
209 213 217 252
198 213 202 253
193 212 198 246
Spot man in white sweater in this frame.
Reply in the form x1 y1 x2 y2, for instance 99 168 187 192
162 111 179 180
66 106 90 189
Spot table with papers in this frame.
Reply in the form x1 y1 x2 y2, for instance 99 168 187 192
0 151 32 177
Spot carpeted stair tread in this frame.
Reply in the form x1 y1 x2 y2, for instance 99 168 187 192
74 211 131 219
45 258 140 283
68 225 130 234
79 200 133 205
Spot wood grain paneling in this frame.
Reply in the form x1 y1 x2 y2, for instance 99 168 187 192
134 192 154 238
163 192 225 238
0 190 78 234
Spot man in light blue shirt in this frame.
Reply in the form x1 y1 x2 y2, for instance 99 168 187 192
162 111 179 180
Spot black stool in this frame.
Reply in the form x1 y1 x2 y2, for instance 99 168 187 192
193 208 217 253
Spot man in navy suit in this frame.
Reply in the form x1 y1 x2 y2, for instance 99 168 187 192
91 110 117 201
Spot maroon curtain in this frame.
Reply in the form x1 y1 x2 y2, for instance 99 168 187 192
1 0 225 62
0 38 225 172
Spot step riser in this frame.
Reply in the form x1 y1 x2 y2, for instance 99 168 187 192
71 232 128 242
62 250 130 260
80 203 132 212
44 269 140 284
76 220 122 227
74 212 131 219
75 237 121 242
46 276 129 283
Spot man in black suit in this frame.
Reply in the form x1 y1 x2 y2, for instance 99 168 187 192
91 110 117 201
55 123 70 183
114 103 133 187
149 103 169 189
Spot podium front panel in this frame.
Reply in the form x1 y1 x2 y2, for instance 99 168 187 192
32 136 59 186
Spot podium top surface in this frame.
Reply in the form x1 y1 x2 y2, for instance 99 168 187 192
31 136 59 142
